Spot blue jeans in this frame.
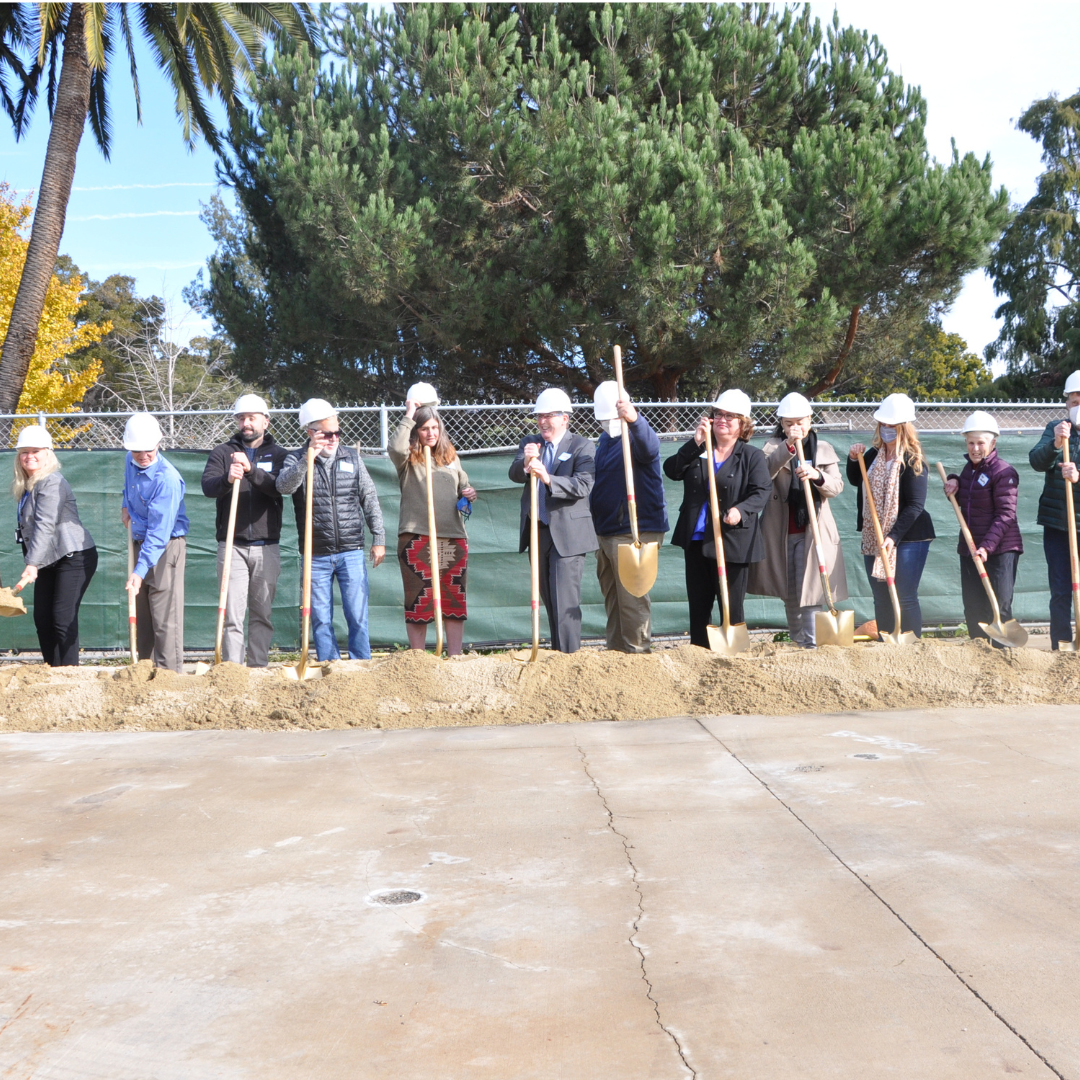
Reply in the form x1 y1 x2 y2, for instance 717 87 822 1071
863 540 931 637
1043 527 1075 648
309 549 370 660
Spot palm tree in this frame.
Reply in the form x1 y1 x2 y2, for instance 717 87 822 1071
0 3 316 417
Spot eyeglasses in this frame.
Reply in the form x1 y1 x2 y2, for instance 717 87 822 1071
709 411 742 423
318 431 341 440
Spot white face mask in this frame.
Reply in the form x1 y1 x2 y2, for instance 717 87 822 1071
880 426 897 444
606 418 623 438
1070 405 1080 426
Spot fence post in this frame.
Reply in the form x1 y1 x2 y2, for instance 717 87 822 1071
379 406 389 454
37 412 46 427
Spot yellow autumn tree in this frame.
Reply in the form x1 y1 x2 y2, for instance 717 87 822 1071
0 183 108 444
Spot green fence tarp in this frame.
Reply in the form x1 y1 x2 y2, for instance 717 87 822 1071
0 433 1059 650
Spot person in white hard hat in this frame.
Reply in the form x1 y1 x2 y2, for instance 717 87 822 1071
589 381 668 652
748 393 847 647
847 393 935 639
277 399 385 660
121 412 190 672
390 388 477 654
200 393 289 666
509 387 598 653
1028 371 1080 648
664 389 771 648
942 411 1022 648
11 425 98 666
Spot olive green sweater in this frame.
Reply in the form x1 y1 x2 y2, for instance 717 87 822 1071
389 418 470 538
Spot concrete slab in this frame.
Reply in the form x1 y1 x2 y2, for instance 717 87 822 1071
0 710 1074 1079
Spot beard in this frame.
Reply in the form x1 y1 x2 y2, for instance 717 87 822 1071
239 430 260 444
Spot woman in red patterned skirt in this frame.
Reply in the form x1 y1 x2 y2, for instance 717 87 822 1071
389 385 477 654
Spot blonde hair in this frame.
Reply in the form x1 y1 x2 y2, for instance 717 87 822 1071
12 447 60 499
872 421 924 475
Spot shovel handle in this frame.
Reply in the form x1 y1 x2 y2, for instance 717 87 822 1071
424 444 444 658
298 445 317 676
857 452 904 638
1061 439 1080 637
529 472 540 661
613 345 641 546
704 423 733 628
935 462 1004 625
126 524 138 664
214 475 242 666
794 437 839 616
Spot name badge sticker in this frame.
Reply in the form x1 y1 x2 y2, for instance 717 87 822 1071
558 452 572 462
339 461 355 473
256 460 273 471
977 472 989 487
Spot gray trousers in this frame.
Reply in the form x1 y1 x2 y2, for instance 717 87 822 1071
536 524 585 654
595 532 663 652
134 536 185 672
784 531 821 648
217 541 281 666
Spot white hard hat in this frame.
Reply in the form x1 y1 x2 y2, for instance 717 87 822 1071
298 398 336 427
406 382 440 407
593 381 622 421
233 393 269 416
777 392 813 419
873 393 916 426
533 388 573 414
713 389 752 418
1064 371 1080 395
15 424 53 450
123 412 163 452
962 410 1000 436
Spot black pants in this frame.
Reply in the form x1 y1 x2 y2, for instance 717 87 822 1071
959 551 1019 649
683 539 750 649
32 546 98 666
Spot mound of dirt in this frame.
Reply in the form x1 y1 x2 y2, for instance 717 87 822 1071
0 641 1077 733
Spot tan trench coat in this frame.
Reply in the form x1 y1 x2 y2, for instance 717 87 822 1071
747 437 849 605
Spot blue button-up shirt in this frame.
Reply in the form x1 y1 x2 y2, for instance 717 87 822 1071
123 452 189 579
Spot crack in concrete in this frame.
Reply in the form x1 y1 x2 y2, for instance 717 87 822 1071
695 719 1067 1080
575 742 697 1079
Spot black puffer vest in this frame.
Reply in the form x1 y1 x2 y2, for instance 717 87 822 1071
291 445 369 556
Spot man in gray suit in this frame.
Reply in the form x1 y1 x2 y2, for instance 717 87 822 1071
509 388 598 653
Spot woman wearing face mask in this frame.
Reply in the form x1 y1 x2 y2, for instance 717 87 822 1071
389 384 477 656
665 389 771 648
11 425 98 666
748 393 847 648
847 393 935 638
942 412 1022 648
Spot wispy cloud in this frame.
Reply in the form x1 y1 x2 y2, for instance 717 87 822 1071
72 182 215 191
69 211 200 221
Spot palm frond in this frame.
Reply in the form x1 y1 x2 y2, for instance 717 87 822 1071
82 2 109 71
116 3 142 124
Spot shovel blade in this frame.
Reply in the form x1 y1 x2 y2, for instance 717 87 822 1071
283 663 324 681
978 619 1029 649
879 630 917 646
814 609 855 647
616 541 659 598
194 661 212 676
706 621 752 655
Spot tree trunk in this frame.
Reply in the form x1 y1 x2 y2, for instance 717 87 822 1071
650 367 680 402
0 4 91 421
805 304 862 399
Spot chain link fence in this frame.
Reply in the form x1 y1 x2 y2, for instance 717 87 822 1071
9 401 1068 454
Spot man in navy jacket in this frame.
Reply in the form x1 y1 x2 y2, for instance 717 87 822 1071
589 382 668 652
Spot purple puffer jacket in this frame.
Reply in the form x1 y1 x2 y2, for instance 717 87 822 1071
947 450 1023 557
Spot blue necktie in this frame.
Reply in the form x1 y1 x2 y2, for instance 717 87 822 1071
536 441 554 525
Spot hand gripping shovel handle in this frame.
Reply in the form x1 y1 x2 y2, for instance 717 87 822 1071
935 462 1003 625
126 524 138 664
424 444 444 658
856 452 903 633
1061 439 1080 644
704 424 733 626
794 437 838 614
613 345 641 546
214 476 242 666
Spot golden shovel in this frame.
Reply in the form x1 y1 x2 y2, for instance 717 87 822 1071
704 423 752 654
125 524 138 662
794 437 854 646
935 462 1027 648
612 345 658 597
512 472 543 662
285 445 324 680
196 474 241 675
423 444 444 658
857 452 915 646
1058 438 1080 652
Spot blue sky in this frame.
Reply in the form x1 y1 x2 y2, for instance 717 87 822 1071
2 4 1080 367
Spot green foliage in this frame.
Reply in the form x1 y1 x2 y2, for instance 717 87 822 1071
987 90 1080 396
201 3 1009 403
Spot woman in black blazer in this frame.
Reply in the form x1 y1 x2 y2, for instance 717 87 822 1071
664 390 771 648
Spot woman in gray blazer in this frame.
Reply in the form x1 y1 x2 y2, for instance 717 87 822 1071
12 426 98 666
